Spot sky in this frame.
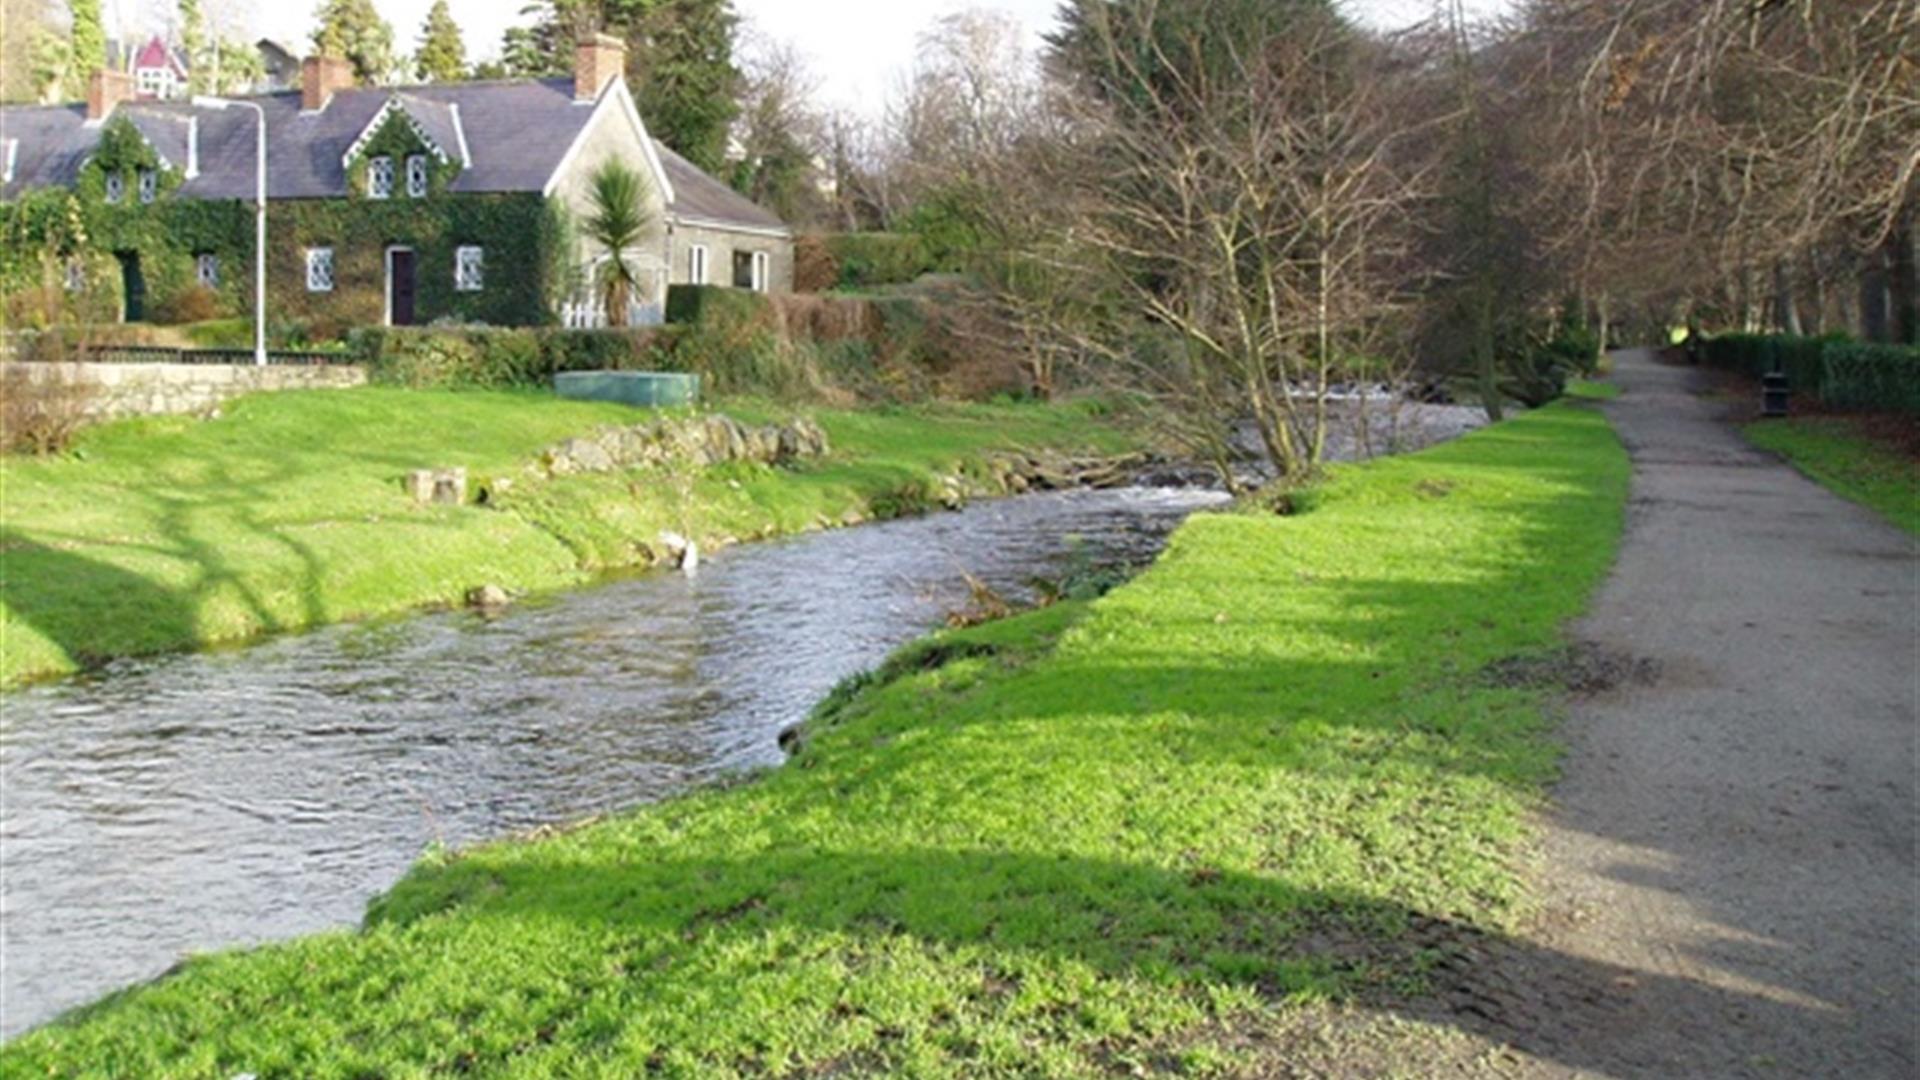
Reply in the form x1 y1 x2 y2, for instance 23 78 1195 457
208 0 1514 112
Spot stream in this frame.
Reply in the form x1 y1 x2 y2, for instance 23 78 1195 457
0 486 1225 1036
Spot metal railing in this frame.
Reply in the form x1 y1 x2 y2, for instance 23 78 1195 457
51 345 356 366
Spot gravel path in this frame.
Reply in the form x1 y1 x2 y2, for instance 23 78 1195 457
1458 350 1917 1077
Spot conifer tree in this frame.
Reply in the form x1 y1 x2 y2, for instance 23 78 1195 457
414 0 467 83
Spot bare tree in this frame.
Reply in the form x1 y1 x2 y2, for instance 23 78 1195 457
1016 8 1427 485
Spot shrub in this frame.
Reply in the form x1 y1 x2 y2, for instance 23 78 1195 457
352 326 684 389
1704 333 1919 415
665 284 777 329
148 285 221 326
182 318 253 349
1821 342 1920 413
793 234 840 293
1 363 98 454
824 233 936 289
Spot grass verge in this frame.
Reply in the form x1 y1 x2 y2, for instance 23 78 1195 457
4 398 1628 1076
1742 416 1918 535
0 389 1132 687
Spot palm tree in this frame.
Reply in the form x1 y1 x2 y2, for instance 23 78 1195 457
584 161 652 327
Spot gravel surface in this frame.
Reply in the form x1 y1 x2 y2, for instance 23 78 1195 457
1432 350 1918 1077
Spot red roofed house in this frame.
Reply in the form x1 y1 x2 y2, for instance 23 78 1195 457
131 35 188 101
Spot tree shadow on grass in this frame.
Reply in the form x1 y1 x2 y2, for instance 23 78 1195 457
328 845 1852 1076
0 529 201 673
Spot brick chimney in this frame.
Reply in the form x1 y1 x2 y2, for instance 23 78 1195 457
574 33 627 102
302 55 354 112
86 69 134 122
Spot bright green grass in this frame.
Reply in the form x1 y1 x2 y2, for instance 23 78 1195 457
0 390 1131 686
1744 417 1918 535
3 400 1629 1077
1565 379 1620 401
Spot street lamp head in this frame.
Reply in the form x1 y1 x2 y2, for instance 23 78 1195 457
191 96 233 110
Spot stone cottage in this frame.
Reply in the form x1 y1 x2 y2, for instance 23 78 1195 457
0 35 793 330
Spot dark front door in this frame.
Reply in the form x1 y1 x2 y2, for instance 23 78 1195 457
117 252 145 322
389 249 417 326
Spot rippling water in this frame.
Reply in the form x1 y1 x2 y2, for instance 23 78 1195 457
0 487 1224 1036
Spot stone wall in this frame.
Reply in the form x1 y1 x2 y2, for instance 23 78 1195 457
0 362 368 420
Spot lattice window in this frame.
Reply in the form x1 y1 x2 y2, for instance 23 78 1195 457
137 168 157 204
195 253 219 288
367 155 394 199
306 247 334 292
455 246 484 292
104 171 124 203
406 154 429 198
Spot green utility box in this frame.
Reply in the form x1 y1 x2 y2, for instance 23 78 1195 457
553 371 701 408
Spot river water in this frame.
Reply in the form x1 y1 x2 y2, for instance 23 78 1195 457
0 486 1225 1036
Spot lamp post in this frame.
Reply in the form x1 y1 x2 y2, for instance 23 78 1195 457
192 96 267 367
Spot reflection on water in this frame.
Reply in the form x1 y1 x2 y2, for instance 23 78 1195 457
0 487 1223 1035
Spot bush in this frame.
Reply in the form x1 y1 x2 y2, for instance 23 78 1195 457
182 318 253 349
824 233 937 290
1821 342 1920 413
1703 333 1919 415
148 285 221 326
1 364 98 454
793 234 840 293
352 327 679 389
665 284 777 329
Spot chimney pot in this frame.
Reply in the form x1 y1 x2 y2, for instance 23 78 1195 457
574 33 627 102
87 69 134 122
302 55 354 112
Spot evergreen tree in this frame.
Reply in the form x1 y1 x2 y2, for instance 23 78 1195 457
68 0 105 93
511 0 740 173
414 0 467 83
178 0 212 94
1047 0 1341 105
213 36 265 95
311 0 396 84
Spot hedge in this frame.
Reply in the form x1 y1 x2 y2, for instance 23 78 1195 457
1702 333 1920 415
349 326 682 389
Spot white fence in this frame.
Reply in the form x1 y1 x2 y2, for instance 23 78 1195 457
558 298 665 330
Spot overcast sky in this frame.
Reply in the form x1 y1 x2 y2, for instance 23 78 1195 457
204 0 1513 111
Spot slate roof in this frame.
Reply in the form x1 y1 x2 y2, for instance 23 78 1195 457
0 78 788 234
655 141 786 232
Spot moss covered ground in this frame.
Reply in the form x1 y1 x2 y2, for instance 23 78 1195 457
3 397 1629 1076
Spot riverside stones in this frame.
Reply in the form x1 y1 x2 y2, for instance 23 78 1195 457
466 584 509 609
535 413 831 477
405 467 469 505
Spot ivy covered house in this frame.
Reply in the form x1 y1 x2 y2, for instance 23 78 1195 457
0 36 793 335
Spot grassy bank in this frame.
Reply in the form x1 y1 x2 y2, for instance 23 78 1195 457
1743 417 1918 535
5 398 1628 1076
0 389 1132 687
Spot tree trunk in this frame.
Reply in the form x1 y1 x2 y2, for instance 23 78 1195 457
1887 203 1917 345
1773 262 1803 335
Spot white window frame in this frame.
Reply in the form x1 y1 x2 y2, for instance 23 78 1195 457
195 253 219 288
136 68 170 98
367 155 395 200
137 168 157 204
688 244 710 286
455 245 484 292
103 171 124 203
405 154 429 198
305 247 335 292
750 251 771 294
